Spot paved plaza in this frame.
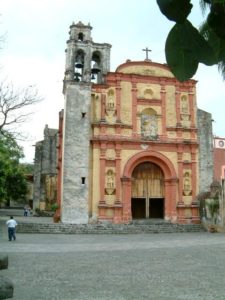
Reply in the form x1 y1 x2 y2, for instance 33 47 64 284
1 218 225 300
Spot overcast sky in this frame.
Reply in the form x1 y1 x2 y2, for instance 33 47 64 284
1 0 225 162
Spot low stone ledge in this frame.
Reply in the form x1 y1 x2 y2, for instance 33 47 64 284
16 222 206 234
0 256 14 300
0 255 8 270
0 275 13 300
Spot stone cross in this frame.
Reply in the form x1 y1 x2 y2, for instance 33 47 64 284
142 47 152 60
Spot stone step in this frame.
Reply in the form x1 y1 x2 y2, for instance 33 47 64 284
131 218 170 225
13 222 205 234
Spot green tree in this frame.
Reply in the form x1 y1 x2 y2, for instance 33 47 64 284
0 132 27 205
156 0 225 81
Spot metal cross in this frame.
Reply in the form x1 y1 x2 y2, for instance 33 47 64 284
142 47 152 60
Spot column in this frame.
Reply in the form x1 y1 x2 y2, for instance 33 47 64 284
121 177 132 223
115 146 121 202
99 145 106 204
131 82 138 138
164 178 178 222
177 148 184 204
160 83 167 138
191 147 197 201
189 92 196 139
116 83 121 122
100 93 106 122
191 147 199 223
175 87 181 127
114 147 122 223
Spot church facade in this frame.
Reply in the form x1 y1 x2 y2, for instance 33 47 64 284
57 21 213 224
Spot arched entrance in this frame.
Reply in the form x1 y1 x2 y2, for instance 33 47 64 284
131 162 164 219
122 151 178 223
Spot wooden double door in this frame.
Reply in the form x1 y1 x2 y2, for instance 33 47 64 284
131 162 164 219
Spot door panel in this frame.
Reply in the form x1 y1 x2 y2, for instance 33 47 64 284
149 198 164 218
131 198 146 219
132 163 164 198
131 162 164 218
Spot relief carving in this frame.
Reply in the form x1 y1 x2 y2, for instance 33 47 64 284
180 96 190 127
144 88 154 99
106 149 115 160
106 89 116 117
181 95 189 113
141 114 158 140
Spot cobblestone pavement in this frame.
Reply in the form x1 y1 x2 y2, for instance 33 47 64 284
1 218 225 300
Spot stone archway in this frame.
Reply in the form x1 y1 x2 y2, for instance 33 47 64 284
122 151 178 223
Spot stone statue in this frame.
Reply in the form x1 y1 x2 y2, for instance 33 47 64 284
141 115 157 139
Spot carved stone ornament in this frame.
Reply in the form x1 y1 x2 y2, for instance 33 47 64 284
140 144 149 150
105 187 115 195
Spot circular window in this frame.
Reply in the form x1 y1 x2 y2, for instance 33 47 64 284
219 140 224 147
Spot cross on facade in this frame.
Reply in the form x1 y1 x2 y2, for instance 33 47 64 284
142 47 152 60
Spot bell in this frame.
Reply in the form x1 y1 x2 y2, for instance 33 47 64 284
75 59 83 68
91 63 100 74
74 72 82 82
91 74 95 80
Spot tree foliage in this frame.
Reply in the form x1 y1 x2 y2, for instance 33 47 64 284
156 0 225 81
0 132 27 204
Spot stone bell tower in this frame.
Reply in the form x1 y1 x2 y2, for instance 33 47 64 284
61 21 111 224
64 21 111 86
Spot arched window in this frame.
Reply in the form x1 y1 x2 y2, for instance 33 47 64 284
78 32 84 41
91 51 102 83
74 49 85 81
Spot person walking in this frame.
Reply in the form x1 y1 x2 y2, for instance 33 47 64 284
6 216 18 241
24 206 28 217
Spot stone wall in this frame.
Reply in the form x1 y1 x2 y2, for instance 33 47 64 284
61 83 91 224
33 125 58 210
197 109 213 193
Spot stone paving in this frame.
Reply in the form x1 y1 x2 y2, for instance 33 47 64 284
1 217 225 300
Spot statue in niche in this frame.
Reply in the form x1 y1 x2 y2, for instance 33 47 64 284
107 93 114 109
106 90 116 117
107 170 114 188
141 114 158 140
181 95 189 114
183 171 192 196
105 170 115 195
